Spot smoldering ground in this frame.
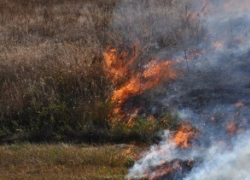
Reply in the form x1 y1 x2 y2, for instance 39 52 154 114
108 0 250 179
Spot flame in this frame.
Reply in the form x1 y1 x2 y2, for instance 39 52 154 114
136 125 197 180
144 160 192 180
122 146 138 162
185 47 205 63
127 109 139 126
111 60 177 103
103 44 139 84
226 121 237 135
103 44 179 123
125 1 250 179
235 101 244 108
150 166 172 180
173 125 196 148
225 101 245 135
124 147 132 155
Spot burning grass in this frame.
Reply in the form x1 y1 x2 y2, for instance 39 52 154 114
2 0 250 179
0 0 195 143
173 124 197 148
103 44 181 125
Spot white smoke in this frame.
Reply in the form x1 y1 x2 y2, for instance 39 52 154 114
110 0 250 179
127 129 250 180
111 0 203 58
126 130 202 179
184 131 250 180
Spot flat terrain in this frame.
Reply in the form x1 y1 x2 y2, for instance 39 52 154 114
0 143 143 180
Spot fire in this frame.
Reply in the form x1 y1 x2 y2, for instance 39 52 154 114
127 109 139 126
225 101 246 135
111 60 177 103
122 146 138 161
185 47 205 63
150 166 172 180
173 125 196 148
125 0 250 179
235 101 244 108
226 121 237 135
142 159 195 180
103 44 139 84
103 44 179 123
124 147 132 155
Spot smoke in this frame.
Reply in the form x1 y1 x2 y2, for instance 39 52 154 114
127 130 250 180
184 131 250 180
126 130 201 179
110 0 250 179
111 0 204 57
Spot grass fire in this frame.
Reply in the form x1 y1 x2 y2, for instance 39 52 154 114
0 0 250 180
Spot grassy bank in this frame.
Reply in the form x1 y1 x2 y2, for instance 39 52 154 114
0 143 143 180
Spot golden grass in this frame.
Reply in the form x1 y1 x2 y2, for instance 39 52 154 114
0 0 118 140
0 143 143 180
0 0 198 143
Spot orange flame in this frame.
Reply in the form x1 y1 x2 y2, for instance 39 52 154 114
235 101 244 108
103 44 139 84
103 44 179 123
139 125 197 179
226 121 237 135
150 166 172 180
122 146 138 160
111 60 177 103
173 125 196 148
127 109 139 126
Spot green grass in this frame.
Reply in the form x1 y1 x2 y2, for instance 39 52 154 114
0 143 143 180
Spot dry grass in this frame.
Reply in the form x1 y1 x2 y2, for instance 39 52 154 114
0 143 143 180
0 0 119 141
0 0 115 113
0 0 200 143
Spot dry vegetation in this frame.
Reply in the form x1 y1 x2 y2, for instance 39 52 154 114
0 143 143 180
0 0 202 144
0 0 185 143
0 0 119 142
0 0 204 179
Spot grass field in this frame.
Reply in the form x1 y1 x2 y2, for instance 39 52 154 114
0 0 194 143
0 1 199 179
0 143 144 180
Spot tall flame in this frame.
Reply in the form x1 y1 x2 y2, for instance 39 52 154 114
103 44 179 123
112 60 177 103
103 44 139 84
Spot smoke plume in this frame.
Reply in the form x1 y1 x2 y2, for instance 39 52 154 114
110 0 250 179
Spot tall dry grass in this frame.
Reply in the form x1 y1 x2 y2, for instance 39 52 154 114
0 0 119 142
0 0 202 143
